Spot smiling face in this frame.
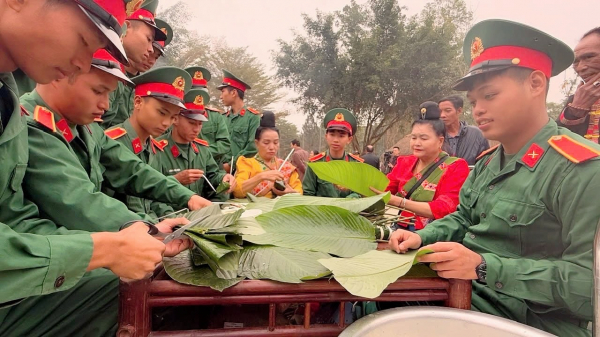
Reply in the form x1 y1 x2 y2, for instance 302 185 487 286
134 96 181 137
55 68 119 125
2 0 107 83
573 33 600 83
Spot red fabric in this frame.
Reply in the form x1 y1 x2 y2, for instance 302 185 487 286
222 77 247 92
471 45 552 78
88 0 126 25
192 78 208 87
128 8 154 21
135 82 184 99
385 155 469 229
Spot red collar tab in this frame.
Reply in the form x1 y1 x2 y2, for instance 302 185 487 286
471 45 552 78
132 137 143 154
221 77 247 92
191 142 199 153
521 143 544 168
56 119 74 142
33 106 56 132
548 134 600 164
171 145 180 158
136 80 185 100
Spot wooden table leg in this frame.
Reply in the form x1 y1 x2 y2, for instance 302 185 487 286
118 278 151 337
445 279 472 309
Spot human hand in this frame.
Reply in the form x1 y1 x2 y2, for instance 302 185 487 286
174 169 204 185
259 170 285 182
223 174 236 193
572 72 600 109
388 229 422 253
417 242 482 280
154 217 193 257
188 195 212 210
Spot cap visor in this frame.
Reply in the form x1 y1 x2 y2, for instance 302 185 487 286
92 64 134 86
152 95 186 109
452 65 513 91
132 19 167 41
152 42 165 56
79 5 129 66
181 111 208 121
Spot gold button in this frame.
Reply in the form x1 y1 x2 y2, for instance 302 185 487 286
147 91 152 95
511 58 520 65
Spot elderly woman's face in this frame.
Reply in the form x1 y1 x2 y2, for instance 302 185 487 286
255 129 280 161
410 123 443 160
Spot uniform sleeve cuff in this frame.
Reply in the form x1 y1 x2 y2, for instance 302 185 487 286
481 253 511 293
417 228 437 246
43 234 93 294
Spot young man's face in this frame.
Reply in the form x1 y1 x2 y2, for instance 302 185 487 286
55 68 119 125
4 0 107 83
219 87 236 106
573 33 600 83
392 148 399 156
134 96 180 137
439 101 461 128
133 47 161 73
466 71 533 142
173 114 202 143
325 129 352 153
123 20 154 68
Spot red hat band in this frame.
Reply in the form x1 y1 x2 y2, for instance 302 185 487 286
184 103 208 117
471 45 552 78
128 8 155 23
91 0 126 26
327 120 352 135
222 77 247 92
192 78 208 87
136 82 184 99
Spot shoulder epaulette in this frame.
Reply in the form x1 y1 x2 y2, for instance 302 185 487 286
349 153 364 163
247 107 260 115
105 127 127 140
33 106 56 132
309 152 325 162
548 134 600 164
151 139 167 152
194 138 209 147
476 144 500 161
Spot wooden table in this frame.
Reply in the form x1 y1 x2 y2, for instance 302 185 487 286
117 265 472 337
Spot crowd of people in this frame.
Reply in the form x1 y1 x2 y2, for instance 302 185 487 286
0 0 598 335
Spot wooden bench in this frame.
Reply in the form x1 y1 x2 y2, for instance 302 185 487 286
117 265 472 336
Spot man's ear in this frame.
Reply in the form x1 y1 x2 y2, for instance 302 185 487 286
529 70 547 98
133 95 143 109
457 107 463 114
6 0 27 13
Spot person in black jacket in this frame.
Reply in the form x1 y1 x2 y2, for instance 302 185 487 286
439 96 489 165
362 145 380 169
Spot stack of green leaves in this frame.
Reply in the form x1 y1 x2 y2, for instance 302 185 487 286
164 193 432 298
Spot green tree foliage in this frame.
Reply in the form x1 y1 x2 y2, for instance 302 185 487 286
275 0 473 150
157 1 283 111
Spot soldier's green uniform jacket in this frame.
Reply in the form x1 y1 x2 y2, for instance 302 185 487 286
100 79 135 128
227 105 260 169
202 108 231 166
417 120 597 336
0 73 95 303
11 69 36 96
20 90 195 231
155 132 227 202
302 151 363 198
105 119 186 217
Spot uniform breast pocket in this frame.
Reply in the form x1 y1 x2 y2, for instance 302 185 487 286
490 198 546 256
232 126 248 146
201 123 217 138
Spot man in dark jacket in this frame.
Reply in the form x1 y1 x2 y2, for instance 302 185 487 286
362 145 380 169
439 95 489 165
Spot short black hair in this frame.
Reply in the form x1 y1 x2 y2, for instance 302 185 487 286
438 95 463 109
312 149 319 155
411 118 446 137
366 145 374 152
291 139 300 146
225 87 244 100
582 27 600 39
393 146 400 150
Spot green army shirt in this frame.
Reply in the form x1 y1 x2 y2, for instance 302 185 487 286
226 105 260 170
107 119 193 217
200 109 231 166
0 73 92 303
417 120 597 336
20 90 195 231
155 132 227 202
99 81 134 129
302 151 363 198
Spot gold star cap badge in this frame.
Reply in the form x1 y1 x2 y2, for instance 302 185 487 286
470 37 484 60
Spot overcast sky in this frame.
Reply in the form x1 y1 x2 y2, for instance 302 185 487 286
158 0 600 128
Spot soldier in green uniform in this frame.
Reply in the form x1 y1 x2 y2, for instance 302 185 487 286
132 18 173 74
0 1 190 335
218 69 260 173
186 66 232 167
155 88 236 203
20 49 208 232
106 66 212 216
100 0 167 128
389 20 597 336
302 108 364 197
